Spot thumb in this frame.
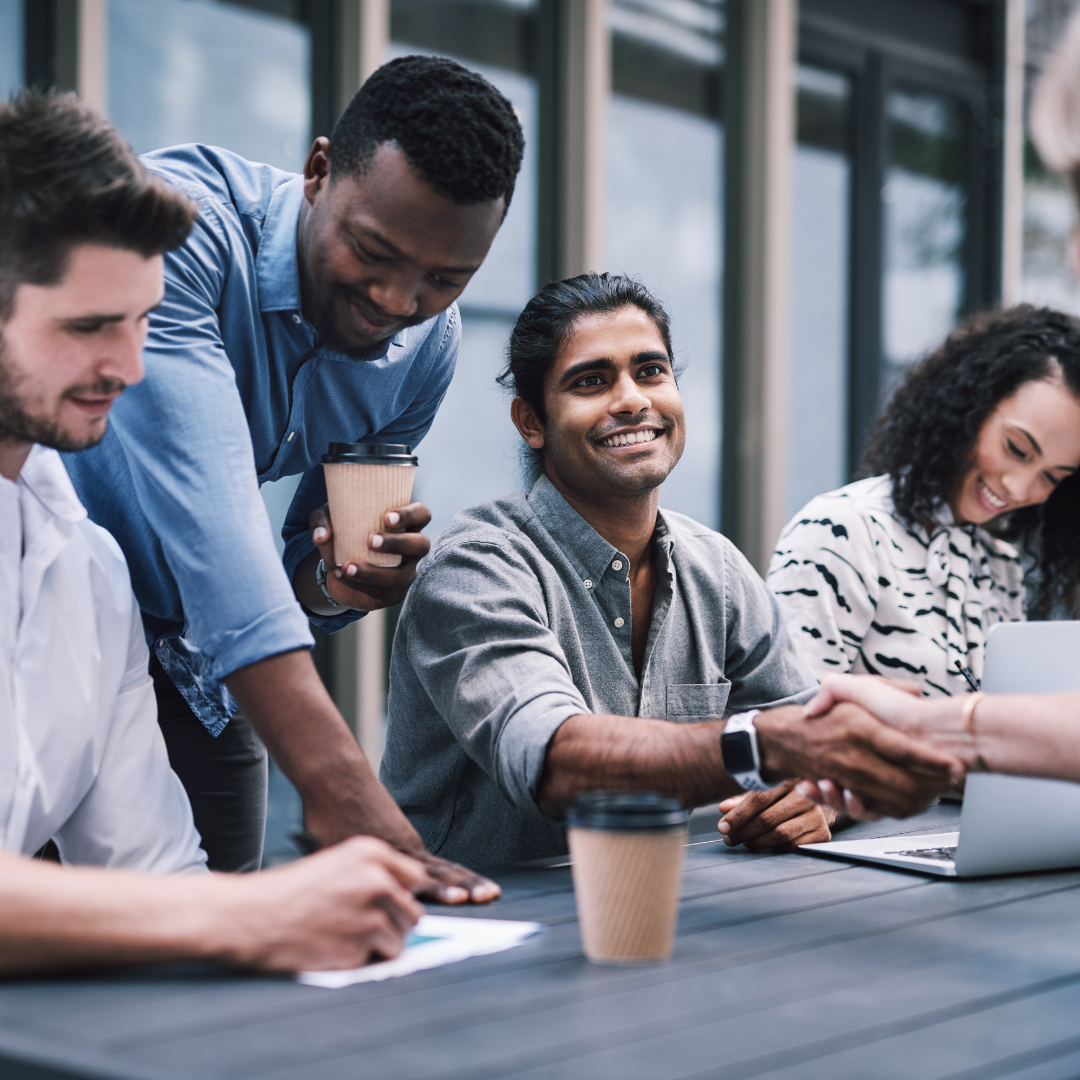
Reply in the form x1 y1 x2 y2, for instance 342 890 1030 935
804 682 843 718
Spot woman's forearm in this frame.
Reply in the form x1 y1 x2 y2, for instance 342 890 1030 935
909 692 1080 782
967 693 1080 781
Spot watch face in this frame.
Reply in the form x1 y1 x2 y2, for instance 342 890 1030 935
721 730 756 775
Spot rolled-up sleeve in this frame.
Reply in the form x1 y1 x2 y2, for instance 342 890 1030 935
106 202 313 680
404 539 587 815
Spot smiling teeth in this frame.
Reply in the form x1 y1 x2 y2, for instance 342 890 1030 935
980 480 1007 509
601 430 659 448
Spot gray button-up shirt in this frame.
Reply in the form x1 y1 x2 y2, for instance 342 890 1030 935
381 475 817 867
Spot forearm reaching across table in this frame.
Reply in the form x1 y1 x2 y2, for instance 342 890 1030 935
224 649 500 904
0 838 426 978
804 675 1080 792
537 702 961 824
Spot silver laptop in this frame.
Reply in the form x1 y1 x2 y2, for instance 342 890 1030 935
801 621 1080 878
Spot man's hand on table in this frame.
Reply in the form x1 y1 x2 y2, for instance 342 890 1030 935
297 501 432 615
226 651 501 907
754 701 963 820
717 781 836 852
300 814 502 907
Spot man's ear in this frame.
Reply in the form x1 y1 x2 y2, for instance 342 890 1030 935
511 397 545 449
303 137 331 204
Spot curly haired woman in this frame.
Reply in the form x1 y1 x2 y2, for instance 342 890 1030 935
767 305 1080 697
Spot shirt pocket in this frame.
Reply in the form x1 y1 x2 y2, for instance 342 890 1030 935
665 681 731 720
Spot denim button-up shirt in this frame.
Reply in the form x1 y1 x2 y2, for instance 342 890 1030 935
380 475 817 867
64 146 459 734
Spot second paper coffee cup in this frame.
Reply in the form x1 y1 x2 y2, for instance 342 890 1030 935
567 791 689 965
322 442 418 568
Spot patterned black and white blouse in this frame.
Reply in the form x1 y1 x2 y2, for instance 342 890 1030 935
766 476 1025 697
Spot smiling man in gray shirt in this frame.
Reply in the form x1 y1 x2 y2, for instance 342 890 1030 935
380 275 960 868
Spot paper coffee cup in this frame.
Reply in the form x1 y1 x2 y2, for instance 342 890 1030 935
322 443 418 568
567 791 689 965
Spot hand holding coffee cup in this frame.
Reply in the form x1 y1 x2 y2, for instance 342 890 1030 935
309 443 431 611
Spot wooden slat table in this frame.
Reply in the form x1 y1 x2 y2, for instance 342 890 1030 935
5 802 1080 1080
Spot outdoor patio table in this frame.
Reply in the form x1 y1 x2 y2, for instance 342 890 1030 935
4 801 1080 1080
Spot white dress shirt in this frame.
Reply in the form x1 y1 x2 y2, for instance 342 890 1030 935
0 444 206 871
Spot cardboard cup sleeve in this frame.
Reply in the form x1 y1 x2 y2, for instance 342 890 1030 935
568 826 686 964
323 462 416 568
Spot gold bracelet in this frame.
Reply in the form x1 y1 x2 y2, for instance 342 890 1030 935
961 691 984 735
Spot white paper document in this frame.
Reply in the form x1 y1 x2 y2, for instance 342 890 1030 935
298 915 545 990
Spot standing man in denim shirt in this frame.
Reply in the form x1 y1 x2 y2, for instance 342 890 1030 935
64 56 523 897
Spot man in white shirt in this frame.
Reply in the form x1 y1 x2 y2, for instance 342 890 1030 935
0 90 427 975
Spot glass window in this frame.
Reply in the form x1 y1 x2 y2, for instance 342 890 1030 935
0 0 22 95
607 0 724 528
786 64 851 518
1021 0 1080 315
109 0 310 172
881 86 967 392
390 0 539 540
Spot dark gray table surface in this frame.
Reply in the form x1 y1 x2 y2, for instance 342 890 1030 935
6 802 1080 1080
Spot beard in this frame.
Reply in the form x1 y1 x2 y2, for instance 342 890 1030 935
0 340 124 453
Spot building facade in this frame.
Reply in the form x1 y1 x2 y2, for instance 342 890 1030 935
1 0 1036 778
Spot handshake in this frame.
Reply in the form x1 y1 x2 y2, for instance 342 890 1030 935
717 676 971 851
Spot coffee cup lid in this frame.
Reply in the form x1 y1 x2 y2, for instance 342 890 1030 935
322 442 418 465
567 791 689 831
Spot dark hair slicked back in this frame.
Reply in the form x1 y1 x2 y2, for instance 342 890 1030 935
0 90 196 319
330 54 524 208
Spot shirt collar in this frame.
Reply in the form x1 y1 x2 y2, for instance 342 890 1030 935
16 445 87 524
255 175 306 314
254 174 410 357
527 474 673 583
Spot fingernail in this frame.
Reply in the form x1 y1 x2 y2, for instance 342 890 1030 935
313 527 328 543
334 568 342 579
345 564 358 577
795 781 815 798
717 820 730 834
443 886 468 903
369 534 383 549
386 511 401 526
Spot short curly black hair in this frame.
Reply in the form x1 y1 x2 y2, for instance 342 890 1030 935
863 304 1080 617
329 55 525 209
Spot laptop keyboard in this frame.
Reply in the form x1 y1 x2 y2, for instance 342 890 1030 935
884 846 957 863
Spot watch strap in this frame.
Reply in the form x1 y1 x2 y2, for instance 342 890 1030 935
721 709 780 792
315 558 348 612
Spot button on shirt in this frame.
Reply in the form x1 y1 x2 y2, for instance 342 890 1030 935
380 475 817 868
0 446 205 869
63 146 460 734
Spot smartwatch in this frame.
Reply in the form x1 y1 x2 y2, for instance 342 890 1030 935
315 558 348 612
720 709 780 792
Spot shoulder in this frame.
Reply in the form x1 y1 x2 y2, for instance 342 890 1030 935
417 493 540 580
779 476 900 543
659 508 742 565
658 509 759 595
71 519 138 623
407 304 460 364
142 146 292 212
